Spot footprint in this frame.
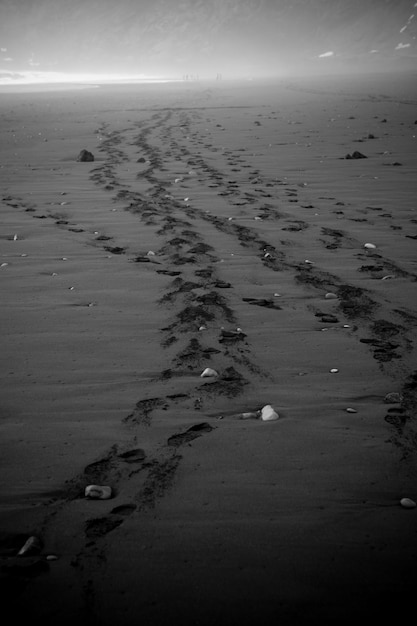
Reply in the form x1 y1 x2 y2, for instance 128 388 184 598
167 422 214 446
85 517 123 540
118 449 146 463
110 504 136 516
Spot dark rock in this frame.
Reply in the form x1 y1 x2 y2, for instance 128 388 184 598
76 149 94 162
345 151 367 159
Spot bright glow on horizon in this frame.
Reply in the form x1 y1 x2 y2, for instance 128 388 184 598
0 70 181 86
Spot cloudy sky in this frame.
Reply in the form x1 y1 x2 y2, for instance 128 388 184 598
0 0 416 78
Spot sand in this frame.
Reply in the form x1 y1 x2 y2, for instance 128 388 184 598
0 73 416 625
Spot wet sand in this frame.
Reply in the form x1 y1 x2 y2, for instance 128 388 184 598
1 74 417 625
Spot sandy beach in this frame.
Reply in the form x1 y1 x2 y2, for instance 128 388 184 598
1 73 417 625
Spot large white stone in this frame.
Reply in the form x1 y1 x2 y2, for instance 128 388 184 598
260 405 279 421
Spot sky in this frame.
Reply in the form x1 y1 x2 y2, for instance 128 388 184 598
0 0 416 81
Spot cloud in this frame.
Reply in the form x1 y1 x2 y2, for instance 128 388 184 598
395 42 411 49
318 51 334 58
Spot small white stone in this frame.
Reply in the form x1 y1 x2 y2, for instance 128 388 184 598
260 405 279 421
85 485 112 500
1 262 9 267
364 243 376 249
199 325 207 331
200 368 218 378
146 250 155 256
346 407 357 413
241 411 259 419
400 498 416 509
46 554 59 561
325 292 338 299
305 259 313 264
330 368 339 373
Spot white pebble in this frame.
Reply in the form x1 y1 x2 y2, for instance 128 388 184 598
146 250 155 256
200 368 218 378
85 485 112 500
241 411 259 419
400 498 416 509
364 243 376 249
260 405 279 421
325 292 338 299
330 368 339 373
346 407 357 413
0 262 8 267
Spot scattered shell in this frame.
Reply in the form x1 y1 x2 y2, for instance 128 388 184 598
384 392 402 404
381 275 395 280
260 405 279 421
330 368 339 373
343 324 350 328
200 368 218 378
346 408 357 413
400 498 416 509
199 325 207 331
146 250 155 256
85 485 112 500
46 554 59 561
325 292 338 299
13 234 17 241
18 536 41 556
304 259 313 264
364 243 376 249
0 262 8 267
